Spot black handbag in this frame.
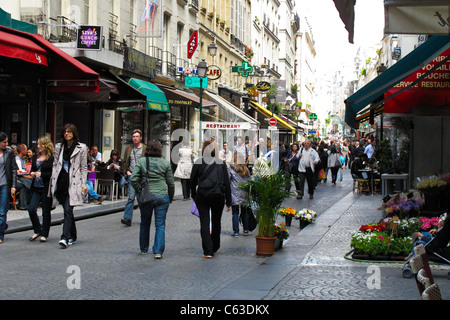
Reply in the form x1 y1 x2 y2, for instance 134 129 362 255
135 157 152 206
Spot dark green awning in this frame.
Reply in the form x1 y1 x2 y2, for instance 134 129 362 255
128 78 170 112
345 35 450 128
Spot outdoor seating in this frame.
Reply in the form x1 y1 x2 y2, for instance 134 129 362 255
353 178 369 194
96 168 118 201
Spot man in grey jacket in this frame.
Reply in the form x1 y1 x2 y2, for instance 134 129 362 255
297 139 320 200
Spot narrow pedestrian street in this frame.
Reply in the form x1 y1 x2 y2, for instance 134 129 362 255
2 169 450 302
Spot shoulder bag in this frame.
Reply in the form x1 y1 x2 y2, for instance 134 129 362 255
135 157 152 206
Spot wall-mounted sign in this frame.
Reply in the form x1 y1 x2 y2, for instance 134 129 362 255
206 65 222 80
187 30 198 59
256 81 271 92
232 61 253 77
77 25 102 50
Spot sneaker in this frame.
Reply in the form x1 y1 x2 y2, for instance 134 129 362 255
59 239 68 248
309 194 314 199
202 255 213 259
140 252 148 255
243 230 249 236
233 233 239 238
154 253 162 259
68 239 77 246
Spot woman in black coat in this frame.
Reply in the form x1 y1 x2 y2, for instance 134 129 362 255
190 140 231 258
0 132 17 244
28 136 55 242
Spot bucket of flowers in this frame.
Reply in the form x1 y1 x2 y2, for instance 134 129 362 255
295 208 317 229
279 207 297 226
274 223 289 250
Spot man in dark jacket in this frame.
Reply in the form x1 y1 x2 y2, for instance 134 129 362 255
0 132 18 243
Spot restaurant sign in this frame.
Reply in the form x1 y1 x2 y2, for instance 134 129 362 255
384 47 450 114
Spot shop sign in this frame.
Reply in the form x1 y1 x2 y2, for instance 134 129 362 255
185 76 208 88
256 81 271 92
202 122 252 130
385 47 450 113
77 25 102 50
206 65 222 80
385 2 450 35
123 47 157 79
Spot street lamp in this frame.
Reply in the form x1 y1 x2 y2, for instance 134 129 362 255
269 92 276 116
197 59 208 150
208 42 218 57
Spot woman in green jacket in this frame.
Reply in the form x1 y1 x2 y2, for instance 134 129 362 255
130 140 174 259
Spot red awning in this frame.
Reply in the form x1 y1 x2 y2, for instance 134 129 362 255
0 29 48 66
29 34 99 92
0 25 99 92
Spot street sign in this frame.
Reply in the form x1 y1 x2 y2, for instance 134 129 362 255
269 117 277 126
187 30 198 59
185 76 208 88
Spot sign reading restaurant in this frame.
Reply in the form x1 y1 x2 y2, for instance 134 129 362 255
202 122 252 130
77 25 102 50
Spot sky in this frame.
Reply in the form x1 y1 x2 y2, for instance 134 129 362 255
298 0 386 73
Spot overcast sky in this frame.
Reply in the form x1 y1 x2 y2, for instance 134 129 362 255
299 0 385 73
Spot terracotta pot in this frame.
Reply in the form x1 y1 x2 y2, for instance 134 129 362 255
255 236 276 256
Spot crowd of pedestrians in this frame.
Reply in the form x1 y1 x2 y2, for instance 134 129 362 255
0 126 378 259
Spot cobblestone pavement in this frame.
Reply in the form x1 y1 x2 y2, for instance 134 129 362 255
1 169 449 301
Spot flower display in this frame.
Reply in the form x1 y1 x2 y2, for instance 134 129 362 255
245 45 254 60
274 223 289 240
380 192 424 218
351 230 412 258
359 223 386 233
419 217 440 231
279 207 297 217
295 209 317 223
416 177 446 191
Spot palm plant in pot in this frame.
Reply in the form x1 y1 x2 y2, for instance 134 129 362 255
240 156 293 256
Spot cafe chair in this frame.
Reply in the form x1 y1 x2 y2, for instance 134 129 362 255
96 168 118 201
373 179 381 194
353 178 369 194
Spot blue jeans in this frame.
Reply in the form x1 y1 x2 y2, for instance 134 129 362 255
232 205 249 234
0 185 9 241
86 180 100 200
28 188 52 237
139 194 170 254
123 177 136 221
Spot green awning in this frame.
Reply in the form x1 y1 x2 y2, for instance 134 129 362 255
344 35 450 128
128 78 170 112
0 8 38 34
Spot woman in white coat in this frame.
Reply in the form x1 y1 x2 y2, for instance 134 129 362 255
174 142 193 200
49 124 87 248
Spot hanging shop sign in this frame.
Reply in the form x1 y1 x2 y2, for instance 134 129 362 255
187 30 198 59
206 65 222 80
256 81 271 92
77 25 102 50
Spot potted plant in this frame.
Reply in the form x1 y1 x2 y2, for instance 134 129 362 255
274 223 289 250
279 207 296 226
295 208 317 229
416 176 446 211
240 158 292 256
219 19 226 28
